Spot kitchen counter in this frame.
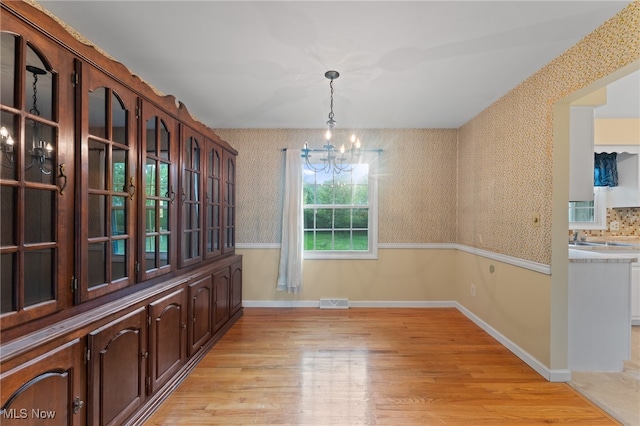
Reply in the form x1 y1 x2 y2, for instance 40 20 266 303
569 248 638 263
568 248 635 371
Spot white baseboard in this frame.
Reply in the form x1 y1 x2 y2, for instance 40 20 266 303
455 303 571 382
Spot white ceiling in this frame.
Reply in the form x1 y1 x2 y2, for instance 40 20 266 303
37 0 633 129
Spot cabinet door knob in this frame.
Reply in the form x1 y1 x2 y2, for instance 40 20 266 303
73 396 84 414
58 163 68 195
128 176 136 200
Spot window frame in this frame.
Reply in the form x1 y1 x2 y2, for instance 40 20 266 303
303 154 379 260
568 187 608 230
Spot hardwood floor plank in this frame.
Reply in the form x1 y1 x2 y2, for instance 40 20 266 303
146 308 619 425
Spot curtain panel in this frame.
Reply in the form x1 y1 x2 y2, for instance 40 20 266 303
276 149 304 293
594 152 618 187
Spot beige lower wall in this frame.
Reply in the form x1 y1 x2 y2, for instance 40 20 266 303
454 250 552 366
238 248 456 302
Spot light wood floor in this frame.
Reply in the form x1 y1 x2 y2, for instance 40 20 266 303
146 308 619 425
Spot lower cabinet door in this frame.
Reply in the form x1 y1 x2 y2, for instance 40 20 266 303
213 267 230 331
149 288 186 394
188 274 214 357
230 261 242 315
0 339 85 426
88 307 147 426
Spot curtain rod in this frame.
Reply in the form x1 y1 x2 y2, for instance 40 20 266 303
282 148 383 153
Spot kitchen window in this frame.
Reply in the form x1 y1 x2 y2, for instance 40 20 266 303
569 187 607 230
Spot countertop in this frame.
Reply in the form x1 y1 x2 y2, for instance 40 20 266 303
569 248 638 263
569 236 639 263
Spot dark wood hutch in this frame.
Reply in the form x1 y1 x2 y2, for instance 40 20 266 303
0 2 242 424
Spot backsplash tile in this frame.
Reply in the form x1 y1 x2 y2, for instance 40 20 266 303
583 207 640 237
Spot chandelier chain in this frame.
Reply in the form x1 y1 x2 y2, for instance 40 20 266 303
328 79 334 123
30 73 40 116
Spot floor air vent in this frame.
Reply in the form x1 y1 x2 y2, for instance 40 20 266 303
319 298 349 309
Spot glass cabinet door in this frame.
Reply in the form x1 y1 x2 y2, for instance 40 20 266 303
223 151 235 253
180 126 202 267
139 100 177 280
0 30 74 328
205 140 222 259
76 61 137 302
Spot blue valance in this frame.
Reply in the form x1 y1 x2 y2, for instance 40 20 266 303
594 152 618 187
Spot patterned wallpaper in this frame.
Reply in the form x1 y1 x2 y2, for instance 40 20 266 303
457 2 640 265
218 2 639 264
214 128 458 244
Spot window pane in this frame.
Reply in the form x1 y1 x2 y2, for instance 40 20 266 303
24 249 54 306
304 231 314 250
334 230 351 250
146 118 156 154
184 170 192 203
89 87 107 139
353 230 369 250
0 111 17 180
88 139 106 190
146 236 157 270
88 194 106 238
184 137 192 166
569 201 594 222
316 208 332 228
334 209 350 229
353 209 368 228
354 184 368 205
159 235 169 267
334 182 352 204
159 121 169 160
1 186 16 246
112 240 127 281
112 196 126 235
24 188 54 244
191 233 200 257
1 253 15 313
315 231 332 250
112 92 127 145
146 201 156 232
304 209 314 228
193 144 200 171
146 159 156 196
88 243 106 288
24 119 55 184
112 147 126 192
25 53 52 121
159 163 169 198
159 200 169 231
1 34 16 108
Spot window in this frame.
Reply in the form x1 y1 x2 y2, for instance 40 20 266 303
569 187 607 230
303 155 378 259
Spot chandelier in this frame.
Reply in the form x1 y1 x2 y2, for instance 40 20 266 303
301 70 362 174
0 65 54 175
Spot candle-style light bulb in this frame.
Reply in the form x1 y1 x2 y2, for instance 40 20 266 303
325 129 332 140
